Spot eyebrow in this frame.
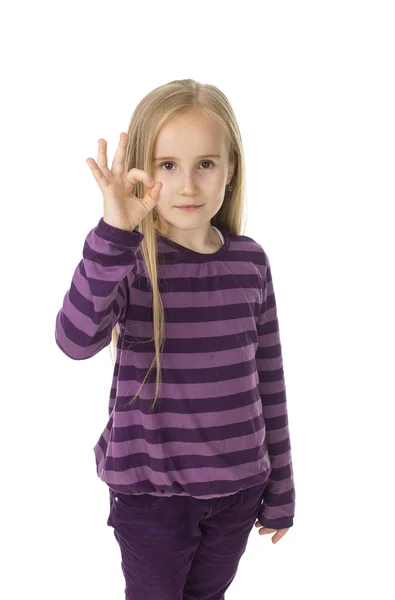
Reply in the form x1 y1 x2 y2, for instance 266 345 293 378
153 154 222 161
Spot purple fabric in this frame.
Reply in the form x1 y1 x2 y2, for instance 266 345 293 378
106 483 267 599
55 217 295 529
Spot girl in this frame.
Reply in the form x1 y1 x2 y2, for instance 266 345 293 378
55 78 295 600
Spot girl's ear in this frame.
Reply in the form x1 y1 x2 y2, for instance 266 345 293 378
227 158 236 184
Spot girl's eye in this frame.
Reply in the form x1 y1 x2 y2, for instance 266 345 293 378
159 160 215 170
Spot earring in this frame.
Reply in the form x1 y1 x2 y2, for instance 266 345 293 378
227 183 234 192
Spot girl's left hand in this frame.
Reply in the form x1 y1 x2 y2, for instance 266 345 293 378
254 520 289 544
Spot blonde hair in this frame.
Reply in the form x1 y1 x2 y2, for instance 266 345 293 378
109 78 247 412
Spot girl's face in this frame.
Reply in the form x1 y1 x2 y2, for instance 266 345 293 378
151 108 235 235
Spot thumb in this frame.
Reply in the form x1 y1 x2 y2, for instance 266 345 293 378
144 180 163 212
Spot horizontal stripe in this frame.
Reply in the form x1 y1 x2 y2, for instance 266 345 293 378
55 217 295 529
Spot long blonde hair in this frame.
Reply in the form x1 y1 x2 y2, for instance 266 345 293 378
109 78 247 412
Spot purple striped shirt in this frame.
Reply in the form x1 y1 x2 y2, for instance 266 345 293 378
55 217 295 529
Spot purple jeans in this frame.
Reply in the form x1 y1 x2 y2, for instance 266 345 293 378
107 483 266 600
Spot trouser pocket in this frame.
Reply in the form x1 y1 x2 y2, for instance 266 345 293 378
108 488 163 523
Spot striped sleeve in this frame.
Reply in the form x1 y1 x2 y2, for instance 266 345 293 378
255 251 296 530
55 217 144 360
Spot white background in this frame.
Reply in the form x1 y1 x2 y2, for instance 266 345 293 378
1 0 394 598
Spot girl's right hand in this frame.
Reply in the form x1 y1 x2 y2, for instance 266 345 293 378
86 132 163 231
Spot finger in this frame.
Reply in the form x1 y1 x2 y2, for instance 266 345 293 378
86 158 108 190
111 132 128 177
259 528 276 535
97 139 110 175
124 167 156 189
141 180 163 213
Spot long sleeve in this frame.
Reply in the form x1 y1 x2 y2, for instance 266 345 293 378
255 252 295 530
55 217 144 360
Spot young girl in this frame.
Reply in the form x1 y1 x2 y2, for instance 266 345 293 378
55 78 295 600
